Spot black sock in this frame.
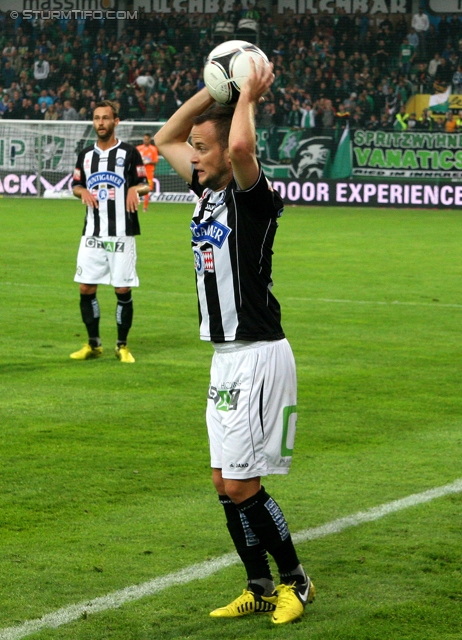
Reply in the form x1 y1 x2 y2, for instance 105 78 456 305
219 495 273 593
115 291 133 344
80 293 100 347
235 487 300 577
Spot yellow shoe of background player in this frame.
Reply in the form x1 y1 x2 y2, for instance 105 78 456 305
70 344 103 360
271 578 315 625
115 344 135 363
210 589 278 618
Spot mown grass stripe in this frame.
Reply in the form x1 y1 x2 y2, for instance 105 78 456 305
6 281 462 309
1 478 461 640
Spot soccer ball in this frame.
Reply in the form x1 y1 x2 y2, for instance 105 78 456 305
204 40 269 105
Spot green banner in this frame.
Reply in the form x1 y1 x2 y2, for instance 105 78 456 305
353 130 462 179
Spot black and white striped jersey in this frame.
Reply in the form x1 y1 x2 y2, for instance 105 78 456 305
72 140 146 237
190 166 285 343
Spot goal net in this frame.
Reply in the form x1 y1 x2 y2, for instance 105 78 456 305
0 120 190 198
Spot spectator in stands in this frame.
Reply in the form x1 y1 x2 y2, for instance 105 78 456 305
38 89 53 108
399 37 416 76
31 102 43 119
44 103 58 120
434 57 453 89
287 98 307 128
449 14 462 52
374 39 390 73
365 113 380 130
21 98 35 119
444 110 457 132
385 86 399 118
406 27 419 52
33 53 50 88
77 106 89 120
437 15 450 53
394 104 409 130
442 41 456 63
380 111 392 129
416 108 432 130
455 110 462 128
335 102 350 129
62 99 78 120
2 60 16 88
2 99 21 119
411 7 430 59
453 65 462 93
226 2 242 28
428 52 442 81
243 2 260 21
38 99 49 118
301 101 315 128
321 98 336 129
407 112 418 129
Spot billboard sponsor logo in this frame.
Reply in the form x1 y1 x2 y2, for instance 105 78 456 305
291 136 332 180
0 173 72 194
353 130 462 178
272 179 462 207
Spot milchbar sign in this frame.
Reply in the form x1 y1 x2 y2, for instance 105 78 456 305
276 0 411 14
128 0 411 13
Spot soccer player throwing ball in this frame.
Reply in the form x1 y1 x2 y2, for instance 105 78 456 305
154 61 315 623
70 100 149 363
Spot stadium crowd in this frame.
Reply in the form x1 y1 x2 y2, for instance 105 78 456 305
0 5 462 131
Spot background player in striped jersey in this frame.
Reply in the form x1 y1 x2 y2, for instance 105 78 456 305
154 63 315 624
70 100 149 364
136 133 159 213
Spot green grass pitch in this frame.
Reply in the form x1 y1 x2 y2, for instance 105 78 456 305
1 198 461 639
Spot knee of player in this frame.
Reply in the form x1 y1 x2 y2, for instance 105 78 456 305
212 468 226 495
223 478 261 504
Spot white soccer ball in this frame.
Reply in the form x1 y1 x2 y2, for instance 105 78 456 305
203 40 270 105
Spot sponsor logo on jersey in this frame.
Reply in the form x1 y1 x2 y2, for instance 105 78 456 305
73 168 81 181
87 171 125 190
208 385 241 411
90 187 116 201
190 219 231 249
194 247 215 274
136 165 147 178
85 238 125 252
219 380 242 389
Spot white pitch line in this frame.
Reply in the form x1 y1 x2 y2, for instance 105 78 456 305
1 478 461 640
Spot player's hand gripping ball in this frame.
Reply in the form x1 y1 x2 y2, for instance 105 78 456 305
204 40 270 105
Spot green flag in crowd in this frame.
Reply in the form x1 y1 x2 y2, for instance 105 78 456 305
329 124 353 179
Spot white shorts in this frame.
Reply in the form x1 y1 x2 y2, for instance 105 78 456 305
207 338 297 480
74 236 139 288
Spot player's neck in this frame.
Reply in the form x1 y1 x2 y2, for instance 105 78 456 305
97 136 118 151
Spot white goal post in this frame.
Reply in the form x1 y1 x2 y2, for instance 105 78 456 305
0 119 191 199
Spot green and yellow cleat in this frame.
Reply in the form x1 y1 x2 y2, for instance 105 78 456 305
210 589 278 618
271 579 315 625
70 344 103 360
115 345 135 363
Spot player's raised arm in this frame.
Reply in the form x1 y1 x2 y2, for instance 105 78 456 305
228 59 274 191
154 87 215 184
